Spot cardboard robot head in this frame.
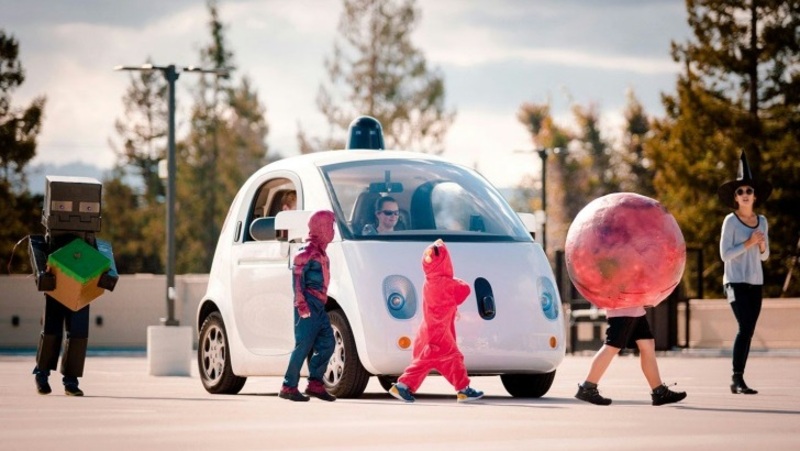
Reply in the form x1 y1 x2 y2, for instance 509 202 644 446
43 175 102 233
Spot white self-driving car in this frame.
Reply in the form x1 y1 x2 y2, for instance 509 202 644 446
196 147 565 398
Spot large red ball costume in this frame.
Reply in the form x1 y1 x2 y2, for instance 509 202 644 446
397 239 472 393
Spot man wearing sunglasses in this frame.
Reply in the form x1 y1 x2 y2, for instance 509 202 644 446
362 196 400 235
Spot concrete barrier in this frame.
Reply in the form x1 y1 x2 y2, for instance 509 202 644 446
679 298 800 350
2 275 798 351
0 274 207 350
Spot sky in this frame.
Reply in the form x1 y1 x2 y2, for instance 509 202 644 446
3 0 690 190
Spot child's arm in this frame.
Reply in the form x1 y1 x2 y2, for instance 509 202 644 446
451 278 471 306
292 262 311 318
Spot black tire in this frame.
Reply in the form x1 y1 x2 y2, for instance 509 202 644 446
198 312 246 394
325 309 371 398
377 375 398 392
500 371 556 398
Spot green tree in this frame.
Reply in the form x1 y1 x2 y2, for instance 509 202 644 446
105 60 169 273
300 0 454 153
0 29 45 273
618 89 656 196
178 0 269 272
517 102 575 260
646 0 800 297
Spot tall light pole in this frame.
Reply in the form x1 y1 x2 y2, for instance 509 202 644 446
514 147 559 252
536 148 548 252
114 63 227 326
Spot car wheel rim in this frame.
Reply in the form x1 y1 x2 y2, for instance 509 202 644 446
325 324 345 387
201 324 226 385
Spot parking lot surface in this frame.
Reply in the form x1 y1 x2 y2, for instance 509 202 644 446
1 353 798 450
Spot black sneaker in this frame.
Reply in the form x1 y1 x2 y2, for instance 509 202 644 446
279 387 310 402
651 384 686 406
64 384 84 397
575 384 612 406
35 374 52 395
306 383 336 402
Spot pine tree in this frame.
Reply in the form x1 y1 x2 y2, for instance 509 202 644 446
0 29 46 273
646 0 800 297
618 89 655 196
104 60 169 273
300 0 454 153
179 0 268 273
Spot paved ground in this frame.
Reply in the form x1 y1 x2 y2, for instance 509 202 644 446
1 353 798 450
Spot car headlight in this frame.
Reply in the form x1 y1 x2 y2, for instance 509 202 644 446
383 275 417 320
538 276 560 321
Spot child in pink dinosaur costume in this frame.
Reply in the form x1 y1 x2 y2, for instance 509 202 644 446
389 239 484 403
279 210 337 402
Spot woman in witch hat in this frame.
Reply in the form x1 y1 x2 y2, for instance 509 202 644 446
717 151 772 395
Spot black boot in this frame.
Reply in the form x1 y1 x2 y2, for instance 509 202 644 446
651 384 687 406
731 373 757 395
33 367 52 395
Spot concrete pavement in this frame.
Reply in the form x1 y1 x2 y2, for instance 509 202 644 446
1 353 798 450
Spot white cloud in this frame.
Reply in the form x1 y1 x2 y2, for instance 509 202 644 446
10 0 687 189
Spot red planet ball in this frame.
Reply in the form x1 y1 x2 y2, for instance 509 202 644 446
565 192 686 309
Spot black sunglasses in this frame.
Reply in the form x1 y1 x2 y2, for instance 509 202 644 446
736 187 754 196
380 210 400 216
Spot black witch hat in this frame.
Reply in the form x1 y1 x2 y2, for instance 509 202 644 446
717 151 772 209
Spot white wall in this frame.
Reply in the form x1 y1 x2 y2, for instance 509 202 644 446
0 274 208 350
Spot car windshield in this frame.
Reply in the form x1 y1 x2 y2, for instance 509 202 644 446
320 158 532 242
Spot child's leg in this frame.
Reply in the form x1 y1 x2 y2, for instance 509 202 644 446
307 314 335 383
437 354 470 392
282 312 317 388
636 338 663 390
397 358 435 393
583 344 620 384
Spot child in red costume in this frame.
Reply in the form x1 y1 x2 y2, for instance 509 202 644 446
279 210 337 402
389 239 484 403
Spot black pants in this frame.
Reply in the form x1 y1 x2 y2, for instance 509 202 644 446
36 295 90 379
43 295 90 339
726 283 762 374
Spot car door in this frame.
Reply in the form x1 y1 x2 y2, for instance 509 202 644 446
230 175 298 356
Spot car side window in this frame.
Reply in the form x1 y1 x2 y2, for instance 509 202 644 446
245 178 297 242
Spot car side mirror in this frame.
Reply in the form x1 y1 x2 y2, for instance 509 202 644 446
275 210 314 242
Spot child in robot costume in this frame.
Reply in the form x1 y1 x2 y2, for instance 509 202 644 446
279 210 337 402
29 176 118 397
390 239 484 403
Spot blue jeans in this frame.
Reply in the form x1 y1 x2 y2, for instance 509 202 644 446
282 299 334 388
726 283 763 374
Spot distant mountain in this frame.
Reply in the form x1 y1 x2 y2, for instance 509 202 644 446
26 161 111 194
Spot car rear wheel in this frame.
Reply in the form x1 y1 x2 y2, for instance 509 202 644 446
500 371 556 398
325 309 370 398
198 312 246 394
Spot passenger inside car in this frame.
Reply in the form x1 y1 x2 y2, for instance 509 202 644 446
362 196 401 235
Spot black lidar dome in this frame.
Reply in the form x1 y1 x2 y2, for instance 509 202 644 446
346 116 385 150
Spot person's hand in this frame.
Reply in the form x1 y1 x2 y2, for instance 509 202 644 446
748 230 765 248
300 310 311 319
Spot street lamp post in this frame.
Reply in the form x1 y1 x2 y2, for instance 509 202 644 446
536 148 548 252
114 63 226 326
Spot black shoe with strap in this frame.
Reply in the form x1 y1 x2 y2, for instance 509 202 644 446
651 384 686 406
731 373 758 395
575 384 612 406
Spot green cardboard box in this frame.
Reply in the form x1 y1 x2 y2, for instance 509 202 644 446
46 238 111 311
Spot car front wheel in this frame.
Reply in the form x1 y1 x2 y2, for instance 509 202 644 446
198 312 246 394
325 309 370 398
